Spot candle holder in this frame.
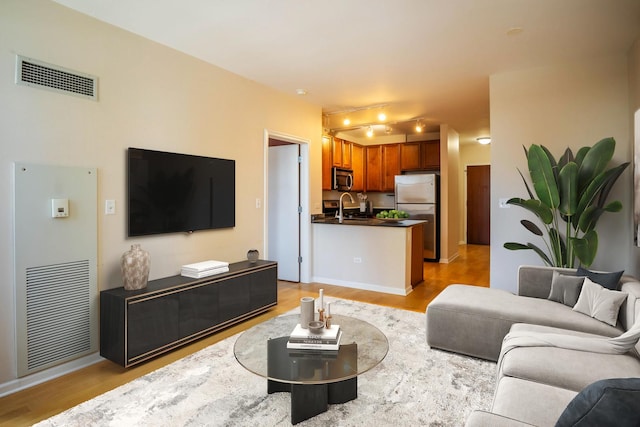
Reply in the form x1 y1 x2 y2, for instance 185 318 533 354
325 315 332 329
317 308 325 322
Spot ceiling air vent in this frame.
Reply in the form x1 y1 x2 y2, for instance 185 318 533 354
16 55 98 101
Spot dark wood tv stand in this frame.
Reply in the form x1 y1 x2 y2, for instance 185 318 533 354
100 260 277 367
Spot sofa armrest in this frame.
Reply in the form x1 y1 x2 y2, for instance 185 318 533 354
517 265 578 298
465 410 537 427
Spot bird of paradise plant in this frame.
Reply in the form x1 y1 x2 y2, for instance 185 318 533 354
503 137 629 268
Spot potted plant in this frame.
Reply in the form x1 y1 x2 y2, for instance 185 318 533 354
503 137 629 268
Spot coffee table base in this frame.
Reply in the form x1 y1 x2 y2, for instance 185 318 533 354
268 377 358 424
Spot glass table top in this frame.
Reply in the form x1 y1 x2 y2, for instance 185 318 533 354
234 314 389 385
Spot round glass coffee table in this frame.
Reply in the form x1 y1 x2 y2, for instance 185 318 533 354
234 314 388 424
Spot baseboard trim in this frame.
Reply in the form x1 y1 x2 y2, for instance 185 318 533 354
311 276 411 296
0 352 104 398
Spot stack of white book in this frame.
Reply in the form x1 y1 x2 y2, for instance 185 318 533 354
286 323 342 351
180 260 229 279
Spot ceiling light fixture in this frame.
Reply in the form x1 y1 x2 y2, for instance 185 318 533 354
295 89 307 95
378 111 387 122
343 118 351 126
366 126 374 137
415 120 423 133
477 137 491 145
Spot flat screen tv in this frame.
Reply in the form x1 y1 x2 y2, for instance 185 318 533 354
127 147 235 237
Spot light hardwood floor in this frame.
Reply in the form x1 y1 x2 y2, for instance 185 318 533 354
0 244 489 426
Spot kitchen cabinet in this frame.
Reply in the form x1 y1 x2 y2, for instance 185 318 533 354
331 137 352 169
351 143 364 192
100 260 277 367
400 141 440 171
322 136 333 190
382 144 401 191
365 145 383 191
323 136 358 190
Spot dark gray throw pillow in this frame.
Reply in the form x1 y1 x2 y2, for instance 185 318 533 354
548 271 585 307
576 267 624 291
555 378 640 427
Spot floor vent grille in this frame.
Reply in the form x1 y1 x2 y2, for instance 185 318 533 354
16 55 98 100
25 260 91 371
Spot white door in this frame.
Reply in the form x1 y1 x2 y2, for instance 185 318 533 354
268 143 300 281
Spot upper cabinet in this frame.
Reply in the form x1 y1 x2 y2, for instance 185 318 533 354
351 144 364 192
322 136 361 191
400 141 440 171
322 137 333 190
331 137 352 169
382 144 400 192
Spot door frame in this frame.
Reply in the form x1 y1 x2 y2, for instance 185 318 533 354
263 129 311 283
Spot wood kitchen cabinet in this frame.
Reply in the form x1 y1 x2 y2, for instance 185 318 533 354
365 145 383 191
400 141 440 171
331 137 352 169
322 136 332 190
382 144 401 192
323 136 357 190
351 143 364 191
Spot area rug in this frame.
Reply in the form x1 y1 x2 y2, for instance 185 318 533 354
36 298 496 426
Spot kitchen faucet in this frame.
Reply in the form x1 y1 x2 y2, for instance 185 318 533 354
337 192 355 223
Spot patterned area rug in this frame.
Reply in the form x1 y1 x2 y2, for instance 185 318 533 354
36 298 496 426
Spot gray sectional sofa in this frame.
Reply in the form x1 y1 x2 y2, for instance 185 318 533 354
426 265 640 426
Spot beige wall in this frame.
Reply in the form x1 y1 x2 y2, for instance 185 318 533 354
490 55 632 292
439 125 460 262
0 0 321 386
459 143 491 243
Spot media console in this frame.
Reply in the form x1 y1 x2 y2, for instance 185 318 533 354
100 259 277 367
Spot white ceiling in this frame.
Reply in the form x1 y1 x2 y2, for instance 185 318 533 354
54 0 640 144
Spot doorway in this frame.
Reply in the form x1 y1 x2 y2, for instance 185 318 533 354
467 165 490 245
266 132 310 283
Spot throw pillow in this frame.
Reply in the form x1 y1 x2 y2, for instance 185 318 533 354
576 266 624 290
547 271 585 307
572 278 627 326
555 378 640 427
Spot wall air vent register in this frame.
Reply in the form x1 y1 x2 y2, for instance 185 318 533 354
15 55 98 101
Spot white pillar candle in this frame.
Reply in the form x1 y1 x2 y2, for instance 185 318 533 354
318 289 324 310
326 302 331 316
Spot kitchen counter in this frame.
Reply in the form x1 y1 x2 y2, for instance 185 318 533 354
311 218 425 295
312 216 425 228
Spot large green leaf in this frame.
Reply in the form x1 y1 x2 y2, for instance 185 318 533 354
558 162 578 217
521 219 543 236
517 168 535 199
548 227 567 267
577 137 615 194
506 198 553 224
528 145 559 209
558 147 574 170
574 163 629 229
503 242 554 266
571 230 598 267
541 145 559 184
597 162 629 208
577 205 604 233
574 146 589 168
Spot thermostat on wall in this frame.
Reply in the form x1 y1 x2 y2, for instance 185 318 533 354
51 198 69 218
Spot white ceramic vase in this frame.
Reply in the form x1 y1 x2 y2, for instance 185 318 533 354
121 244 150 291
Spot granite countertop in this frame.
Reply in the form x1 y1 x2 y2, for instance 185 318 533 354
311 216 425 228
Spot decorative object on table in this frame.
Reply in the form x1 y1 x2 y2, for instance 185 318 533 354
317 288 325 321
299 296 315 329
307 320 325 334
247 249 259 263
121 244 150 291
287 322 342 350
325 302 332 328
503 137 629 267
180 260 229 278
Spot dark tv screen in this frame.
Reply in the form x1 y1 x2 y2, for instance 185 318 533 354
127 148 235 237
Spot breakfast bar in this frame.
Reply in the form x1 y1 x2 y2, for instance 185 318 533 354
311 218 425 295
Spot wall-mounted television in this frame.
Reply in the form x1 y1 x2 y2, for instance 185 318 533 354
127 148 235 237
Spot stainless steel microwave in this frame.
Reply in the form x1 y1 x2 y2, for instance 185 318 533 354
332 167 353 191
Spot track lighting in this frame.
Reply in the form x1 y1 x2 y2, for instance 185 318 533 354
415 120 423 133
378 111 387 121
366 126 374 137
477 137 491 145
343 118 351 126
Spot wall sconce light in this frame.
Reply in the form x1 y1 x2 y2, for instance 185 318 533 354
366 126 374 137
477 137 491 145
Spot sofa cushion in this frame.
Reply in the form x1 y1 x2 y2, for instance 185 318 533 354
577 266 624 290
491 377 576 427
555 378 640 427
548 271 584 307
573 278 628 326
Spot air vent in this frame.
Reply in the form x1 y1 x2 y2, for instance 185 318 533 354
25 260 92 372
16 55 98 101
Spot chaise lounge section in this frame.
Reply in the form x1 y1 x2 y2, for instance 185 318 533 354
426 265 640 426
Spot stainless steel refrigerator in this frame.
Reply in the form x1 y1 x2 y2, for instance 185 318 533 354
395 173 439 261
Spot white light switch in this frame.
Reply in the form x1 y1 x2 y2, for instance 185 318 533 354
256 198 261 209
105 199 116 215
